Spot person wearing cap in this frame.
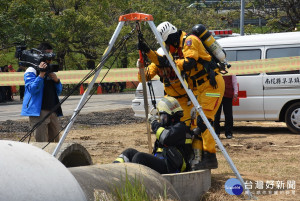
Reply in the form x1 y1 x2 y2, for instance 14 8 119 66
114 96 193 174
138 22 225 170
7 65 14 71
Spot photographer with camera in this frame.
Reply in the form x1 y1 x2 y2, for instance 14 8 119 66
21 42 63 142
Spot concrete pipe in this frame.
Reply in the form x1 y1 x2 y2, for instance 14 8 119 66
69 163 181 201
0 140 87 201
32 142 93 167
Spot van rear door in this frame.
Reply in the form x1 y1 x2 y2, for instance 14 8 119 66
263 45 300 120
263 72 300 120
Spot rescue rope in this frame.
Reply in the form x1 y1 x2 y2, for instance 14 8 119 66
136 22 157 110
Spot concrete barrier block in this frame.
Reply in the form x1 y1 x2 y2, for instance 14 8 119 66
163 169 211 201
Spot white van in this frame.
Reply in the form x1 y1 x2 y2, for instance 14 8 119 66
132 80 164 117
132 32 300 134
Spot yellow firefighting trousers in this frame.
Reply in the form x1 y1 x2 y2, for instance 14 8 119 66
192 74 225 154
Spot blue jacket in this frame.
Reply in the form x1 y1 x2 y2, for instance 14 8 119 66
21 67 63 116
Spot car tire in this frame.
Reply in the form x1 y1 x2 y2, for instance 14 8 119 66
285 102 300 134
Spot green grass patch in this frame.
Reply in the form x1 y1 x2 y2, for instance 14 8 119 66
94 168 170 201
112 171 150 201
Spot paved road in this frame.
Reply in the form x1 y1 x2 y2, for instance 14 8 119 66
0 93 134 121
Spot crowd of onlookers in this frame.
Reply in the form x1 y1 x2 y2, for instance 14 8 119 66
0 64 26 103
101 82 126 93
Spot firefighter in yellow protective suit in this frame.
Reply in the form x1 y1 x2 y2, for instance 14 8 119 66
137 48 196 129
139 22 225 170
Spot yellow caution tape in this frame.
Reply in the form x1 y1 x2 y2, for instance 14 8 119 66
0 68 159 86
0 56 299 86
226 56 300 75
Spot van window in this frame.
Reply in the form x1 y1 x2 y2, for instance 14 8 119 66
226 49 261 61
266 47 300 75
227 49 261 76
266 47 300 59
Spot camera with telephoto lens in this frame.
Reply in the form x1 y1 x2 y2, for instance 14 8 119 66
15 45 59 73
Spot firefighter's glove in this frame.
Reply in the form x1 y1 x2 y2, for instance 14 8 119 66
138 41 150 53
192 127 201 136
148 114 157 124
157 55 171 68
190 107 197 120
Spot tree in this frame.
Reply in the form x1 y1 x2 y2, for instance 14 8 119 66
0 0 256 68
247 0 300 32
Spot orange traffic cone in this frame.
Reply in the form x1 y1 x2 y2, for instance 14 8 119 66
80 84 84 95
97 84 102 94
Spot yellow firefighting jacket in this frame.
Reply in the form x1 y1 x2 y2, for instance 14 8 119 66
138 63 187 97
175 34 213 80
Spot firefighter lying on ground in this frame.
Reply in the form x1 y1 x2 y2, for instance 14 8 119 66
137 47 196 129
138 22 225 170
114 97 193 174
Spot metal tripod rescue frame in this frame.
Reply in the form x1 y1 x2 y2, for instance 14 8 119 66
52 12 255 199
119 13 154 21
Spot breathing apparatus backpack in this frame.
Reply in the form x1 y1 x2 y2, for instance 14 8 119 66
191 24 231 74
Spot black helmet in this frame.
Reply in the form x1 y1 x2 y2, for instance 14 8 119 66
191 24 207 38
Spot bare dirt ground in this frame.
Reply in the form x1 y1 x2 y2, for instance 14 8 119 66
1 108 299 201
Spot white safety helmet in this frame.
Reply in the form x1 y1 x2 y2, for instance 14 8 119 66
156 47 165 56
157 21 178 42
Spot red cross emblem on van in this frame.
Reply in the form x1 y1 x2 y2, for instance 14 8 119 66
233 83 247 106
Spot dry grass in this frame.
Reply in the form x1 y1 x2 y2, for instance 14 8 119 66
208 122 300 201
67 121 300 201
2 119 299 200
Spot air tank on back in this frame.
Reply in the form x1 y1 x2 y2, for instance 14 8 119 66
191 24 231 71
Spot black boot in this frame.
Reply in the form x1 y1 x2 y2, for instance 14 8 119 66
192 151 218 170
